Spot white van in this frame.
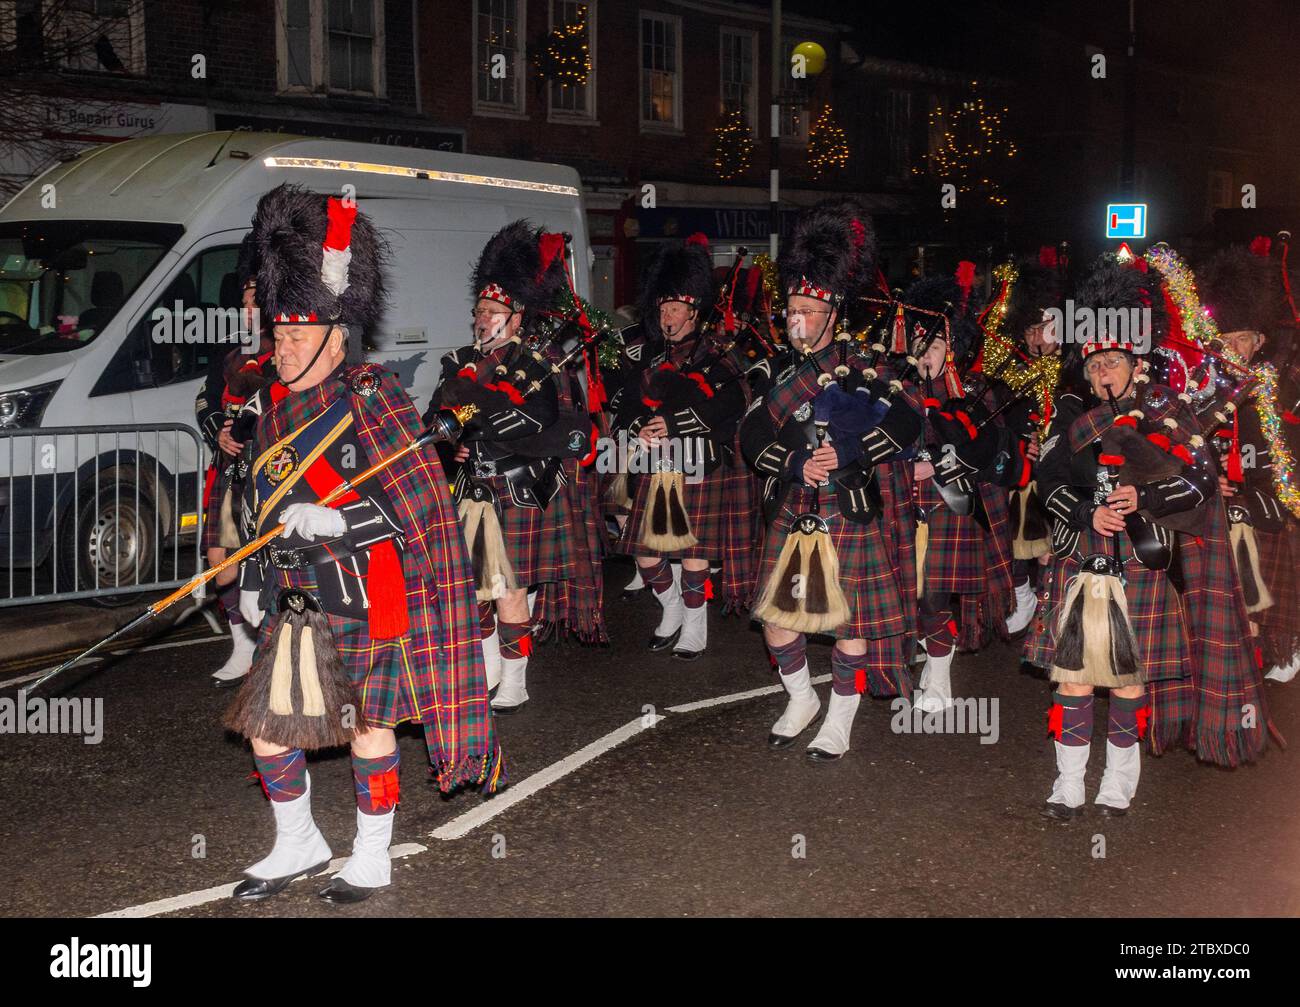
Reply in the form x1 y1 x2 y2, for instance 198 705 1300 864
0 131 591 593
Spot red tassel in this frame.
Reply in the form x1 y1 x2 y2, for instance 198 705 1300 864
1047 703 1064 740
854 668 866 695
486 380 525 406
1038 246 1058 269
1135 706 1150 740
1227 409 1244 483
686 372 715 398
1016 440 1031 488
1254 646 1264 670
518 633 533 657
202 465 218 510
366 540 410 640
891 304 907 353
1249 235 1272 258
703 578 714 601
537 232 567 281
324 197 357 251
368 768 401 811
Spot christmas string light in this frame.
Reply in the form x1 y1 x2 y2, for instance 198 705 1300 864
712 106 755 180
538 7 591 87
911 80 1017 208
808 105 849 178
1146 244 1300 518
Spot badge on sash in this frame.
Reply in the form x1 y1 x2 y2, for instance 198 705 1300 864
264 445 299 485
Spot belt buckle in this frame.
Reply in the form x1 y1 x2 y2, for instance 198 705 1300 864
474 458 498 478
269 545 306 570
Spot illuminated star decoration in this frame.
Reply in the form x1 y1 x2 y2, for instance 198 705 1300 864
1145 243 1300 518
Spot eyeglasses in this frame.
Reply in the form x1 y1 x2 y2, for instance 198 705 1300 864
1084 352 1131 374
785 308 831 319
472 307 514 320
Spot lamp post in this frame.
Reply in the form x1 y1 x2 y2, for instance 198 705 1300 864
768 13 826 259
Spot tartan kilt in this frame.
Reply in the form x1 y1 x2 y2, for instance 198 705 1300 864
1161 503 1269 767
1023 527 1192 687
200 464 227 551
1257 518 1300 643
755 461 916 643
481 473 577 588
716 450 761 609
254 565 465 732
917 480 1015 650
619 462 731 561
532 461 608 642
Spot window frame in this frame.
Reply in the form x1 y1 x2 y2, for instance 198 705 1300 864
474 0 529 119
47 0 148 76
639 10 682 134
718 25 757 135
275 0 386 98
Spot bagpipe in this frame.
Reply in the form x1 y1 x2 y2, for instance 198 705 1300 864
752 306 926 634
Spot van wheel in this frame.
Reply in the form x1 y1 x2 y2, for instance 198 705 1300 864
58 477 158 604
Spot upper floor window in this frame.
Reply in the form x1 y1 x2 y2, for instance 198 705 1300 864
475 0 525 115
885 89 912 182
548 0 596 121
719 27 756 133
640 11 681 131
276 0 386 97
25 0 148 75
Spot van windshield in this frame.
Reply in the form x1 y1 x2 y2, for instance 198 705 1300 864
0 220 181 355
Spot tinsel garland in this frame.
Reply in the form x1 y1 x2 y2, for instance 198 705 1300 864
535 288 625 371
974 261 1060 427
1146 243 1300 518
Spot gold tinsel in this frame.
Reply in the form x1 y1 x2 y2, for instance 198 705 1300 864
977 261 1060 427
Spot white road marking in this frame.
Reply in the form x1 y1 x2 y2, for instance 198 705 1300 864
90 668 827 917
431 715 665 841
666 674 831 713
94 843 428 918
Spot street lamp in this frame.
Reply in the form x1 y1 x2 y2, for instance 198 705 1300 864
768 11 826 259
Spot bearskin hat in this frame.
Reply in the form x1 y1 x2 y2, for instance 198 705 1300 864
1003 260 1067 345
250 183 388 330
235 232 260 288
779 197 877 307
1071 252 1168 360
902 262 987 364
1197 241 1287 337
470 219 570 315
637 233 716 341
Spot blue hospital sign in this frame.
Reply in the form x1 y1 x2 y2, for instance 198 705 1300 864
1106 203 1147 240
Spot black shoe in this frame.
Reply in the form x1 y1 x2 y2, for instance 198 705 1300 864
647 627 681 652
806 747 844 762
231 860 329 901
1096 802 1128 818
768 733 798 749
671 646 703 662
491 700 527 716
1040 801 1083 821
318 877 377 904
211 673 248 690
621 587 646 601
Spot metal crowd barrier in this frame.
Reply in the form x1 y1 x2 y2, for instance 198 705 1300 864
0 424 205 606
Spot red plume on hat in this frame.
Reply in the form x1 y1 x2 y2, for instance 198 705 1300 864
1249 235 1272 258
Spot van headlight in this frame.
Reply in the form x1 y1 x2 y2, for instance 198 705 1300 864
0 381 61 429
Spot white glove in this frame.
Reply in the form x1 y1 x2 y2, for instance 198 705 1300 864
278 502 346 542
239 589 265 628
